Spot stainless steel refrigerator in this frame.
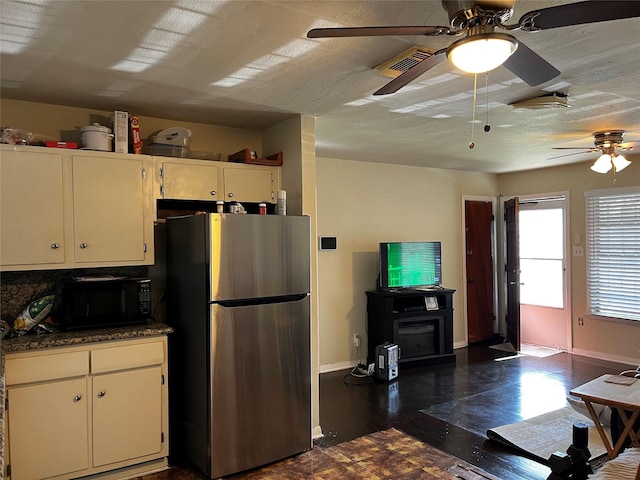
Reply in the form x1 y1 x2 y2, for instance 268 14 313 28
165 213 311 479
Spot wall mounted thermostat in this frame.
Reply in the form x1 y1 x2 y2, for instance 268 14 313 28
319 236 337 251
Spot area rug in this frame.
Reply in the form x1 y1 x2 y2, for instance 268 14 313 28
489 342 564 358
519 344 564 358
487 406 610 464
225 428 500 479
139 428 499 479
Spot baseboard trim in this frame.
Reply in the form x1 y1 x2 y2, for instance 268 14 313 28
571 347 639 368
319 360 358 373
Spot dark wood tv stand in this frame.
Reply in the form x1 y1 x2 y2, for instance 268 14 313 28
366 288 456 367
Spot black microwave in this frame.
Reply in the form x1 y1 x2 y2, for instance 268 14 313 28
59 277 152 330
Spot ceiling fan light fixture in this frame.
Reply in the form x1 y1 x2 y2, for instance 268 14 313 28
447 33 518 74
591 154 613 174
612 154 631 172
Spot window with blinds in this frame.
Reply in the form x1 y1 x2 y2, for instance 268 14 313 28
585 186 640 321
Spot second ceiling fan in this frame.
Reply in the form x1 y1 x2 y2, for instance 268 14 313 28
307 0 640 95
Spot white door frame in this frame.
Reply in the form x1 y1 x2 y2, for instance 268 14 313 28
498 191 572 351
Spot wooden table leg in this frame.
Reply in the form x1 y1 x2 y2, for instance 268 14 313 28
584 400 615 458
615 408 640 447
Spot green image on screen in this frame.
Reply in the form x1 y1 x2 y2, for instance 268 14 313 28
386 242 439 288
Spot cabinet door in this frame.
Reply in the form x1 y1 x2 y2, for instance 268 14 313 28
92 366 163 467
0 150 65 266
162 162 220 200
8 378 89 480
223 167 275 203
72 155 145 263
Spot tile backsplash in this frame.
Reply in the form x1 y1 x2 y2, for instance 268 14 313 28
1 267 147 322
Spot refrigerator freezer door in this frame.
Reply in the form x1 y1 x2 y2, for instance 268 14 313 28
209 214 310 301
209 296 311 478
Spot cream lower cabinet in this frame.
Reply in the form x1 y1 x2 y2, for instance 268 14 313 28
92 366 162 467
0 145 154 271
4 337 169 480
7 377 90 480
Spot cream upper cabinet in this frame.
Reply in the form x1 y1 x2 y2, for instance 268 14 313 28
0 145 154 271
4 336 169 480
223 165 277 203
0 149 65 266
7 377 90 480
72 154 146 263
159 160 220 200
153 156 280 218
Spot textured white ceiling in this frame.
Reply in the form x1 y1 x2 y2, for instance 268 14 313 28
1 0 639 173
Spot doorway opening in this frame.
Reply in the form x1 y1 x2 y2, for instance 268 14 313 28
518 195 569 350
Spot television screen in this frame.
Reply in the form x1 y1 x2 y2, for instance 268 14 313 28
379 241 442 290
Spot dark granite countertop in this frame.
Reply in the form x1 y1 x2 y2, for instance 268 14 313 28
1 322 173 353
0 322 173 480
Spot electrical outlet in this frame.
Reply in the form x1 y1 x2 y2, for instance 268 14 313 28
353 333 360 348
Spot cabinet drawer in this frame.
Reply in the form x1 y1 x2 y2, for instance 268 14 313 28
5 351 89 386
91 341 164 374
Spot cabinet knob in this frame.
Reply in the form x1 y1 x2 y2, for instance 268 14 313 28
97 391 106 398
50 243 60 250
79 243 88 249
210 190 216 196
73 395 82 402
228 192 234 198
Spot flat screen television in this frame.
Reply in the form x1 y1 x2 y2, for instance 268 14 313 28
378 241 442 290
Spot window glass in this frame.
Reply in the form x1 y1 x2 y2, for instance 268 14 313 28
585 187 640 321
519 206 564 308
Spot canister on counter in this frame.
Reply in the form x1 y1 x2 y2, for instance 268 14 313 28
259 203 267 215
277 190 286 215
216 201 224 213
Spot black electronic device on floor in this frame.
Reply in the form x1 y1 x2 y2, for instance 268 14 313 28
375 342 399 381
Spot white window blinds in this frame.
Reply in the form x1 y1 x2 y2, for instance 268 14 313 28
585 187 640 321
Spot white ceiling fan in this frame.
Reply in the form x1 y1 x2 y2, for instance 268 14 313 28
551 130 637 174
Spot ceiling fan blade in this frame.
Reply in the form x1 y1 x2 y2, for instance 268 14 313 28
548 150 595 160
307 26 449 38
373 49 447 95
502 40 560 86
518 1 640 30
552 147 596 150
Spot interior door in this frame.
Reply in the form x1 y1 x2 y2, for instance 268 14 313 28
465 200 495 343
505 197 521 351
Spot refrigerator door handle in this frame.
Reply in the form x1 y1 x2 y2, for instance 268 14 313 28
215 293 308 308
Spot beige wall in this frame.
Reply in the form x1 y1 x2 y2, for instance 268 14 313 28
498 157 640 365
263 115 321 438
315 157 499 370
1 99 262 158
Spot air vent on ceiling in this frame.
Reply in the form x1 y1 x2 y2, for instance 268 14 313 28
510 92 571 110
375 46 436 78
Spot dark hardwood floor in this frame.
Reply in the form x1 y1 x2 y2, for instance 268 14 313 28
156 343 631 479
316 343 632 480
